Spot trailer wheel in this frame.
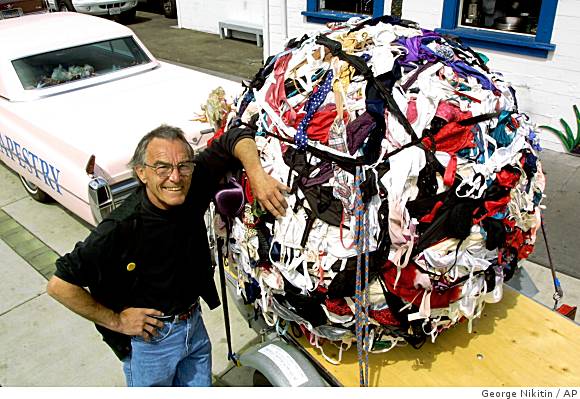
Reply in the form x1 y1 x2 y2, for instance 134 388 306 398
252 370 273 387
19 175 51 203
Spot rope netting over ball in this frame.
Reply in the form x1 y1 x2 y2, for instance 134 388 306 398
216 15 545 386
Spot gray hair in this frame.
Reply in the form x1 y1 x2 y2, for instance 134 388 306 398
129 124 194 181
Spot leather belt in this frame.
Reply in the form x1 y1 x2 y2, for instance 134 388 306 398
153 301 199 323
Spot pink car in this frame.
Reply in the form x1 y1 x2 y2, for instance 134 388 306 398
0 11 240 225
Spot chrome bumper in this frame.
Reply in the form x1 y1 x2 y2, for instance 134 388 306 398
88 177 139 223
74 0 137 15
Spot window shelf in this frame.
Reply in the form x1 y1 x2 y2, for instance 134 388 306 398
301 10 366 24
436 27 555 58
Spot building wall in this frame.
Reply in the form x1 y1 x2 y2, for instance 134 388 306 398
266 0 319 54
178 0 263 33
401 0 444 28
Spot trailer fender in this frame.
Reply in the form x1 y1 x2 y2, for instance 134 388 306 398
239 340 327 387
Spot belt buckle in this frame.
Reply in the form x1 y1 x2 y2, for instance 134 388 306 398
152 314 175 322
177 301 198 321
177 311 190 322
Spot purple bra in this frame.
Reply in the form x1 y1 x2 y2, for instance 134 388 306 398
214 178 245 218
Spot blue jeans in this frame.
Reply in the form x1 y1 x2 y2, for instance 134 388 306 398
122 307 212 386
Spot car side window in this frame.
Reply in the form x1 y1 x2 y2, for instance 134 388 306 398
11 36 151 90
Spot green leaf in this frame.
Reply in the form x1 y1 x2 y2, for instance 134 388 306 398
539 105 580 153
574 105 580 147
560 118 574 145
539 125 573 151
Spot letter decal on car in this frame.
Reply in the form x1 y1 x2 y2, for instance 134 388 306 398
0 131 62 195
0 131 11 159
21 148 35 175
3 134 16 161
49 164 61 194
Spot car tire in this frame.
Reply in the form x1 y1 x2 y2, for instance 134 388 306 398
119 7 136 23
162 0 177 19
57 0 75 12
146 0 161 12
19 175 51 203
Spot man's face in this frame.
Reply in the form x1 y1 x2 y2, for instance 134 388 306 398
135 138 193 210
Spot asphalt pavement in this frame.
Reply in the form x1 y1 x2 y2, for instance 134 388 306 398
127 5 263 81
0 6 578 388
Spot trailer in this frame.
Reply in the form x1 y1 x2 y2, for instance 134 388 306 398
221 264 580 387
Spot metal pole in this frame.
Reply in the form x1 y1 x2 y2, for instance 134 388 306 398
540 213 564 309
281 0 288 42
264 0 270 60
217 231 238 364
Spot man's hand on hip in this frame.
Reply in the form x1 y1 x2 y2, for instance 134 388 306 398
116 308 165 341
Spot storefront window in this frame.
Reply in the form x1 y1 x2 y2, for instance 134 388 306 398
302 0 384 24
438 0 557 58
459 0 542 35
319 0 374 16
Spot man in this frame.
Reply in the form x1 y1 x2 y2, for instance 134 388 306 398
47 125 289 386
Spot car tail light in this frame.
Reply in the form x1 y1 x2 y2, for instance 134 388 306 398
85 155 96 176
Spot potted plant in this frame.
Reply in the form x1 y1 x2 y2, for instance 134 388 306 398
540 105 580 154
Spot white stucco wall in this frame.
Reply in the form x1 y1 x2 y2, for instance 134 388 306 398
401 0 444 29
266 0 318 54
178 0 263 34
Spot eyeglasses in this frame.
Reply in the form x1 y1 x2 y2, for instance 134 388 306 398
143 161 195 178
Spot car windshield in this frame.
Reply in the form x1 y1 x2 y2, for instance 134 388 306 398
11 36 151 90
